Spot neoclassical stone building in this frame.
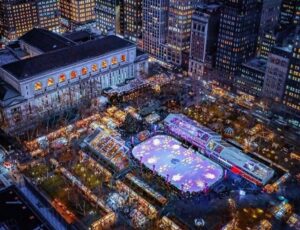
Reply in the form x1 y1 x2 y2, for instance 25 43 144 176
0 29 148 133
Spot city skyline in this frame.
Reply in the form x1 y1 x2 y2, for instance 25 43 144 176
0 0 299 229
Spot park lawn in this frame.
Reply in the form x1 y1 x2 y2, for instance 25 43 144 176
73 163 102 190
40 173 68 200
24 163 50 180
40 173 96 218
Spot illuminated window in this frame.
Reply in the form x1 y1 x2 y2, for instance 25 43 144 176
47 78 54 87
121 54 126 62
111 57 118 65
81 67 88 75
34 82 42 91
59 74 66 83
70 71 77 79
102 61 107 68
92 64 98 72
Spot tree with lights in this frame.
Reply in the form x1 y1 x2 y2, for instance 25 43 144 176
122 113 142 134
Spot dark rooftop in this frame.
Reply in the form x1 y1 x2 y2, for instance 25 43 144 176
194 2 221 16
20 28 76 53
0 49 18 66
0 80 20 101
7 41 29 59
2 35 135 80
64 30 100 43
243 57 267 72
271 45 293 58
0 186 51 230
136 49 147 57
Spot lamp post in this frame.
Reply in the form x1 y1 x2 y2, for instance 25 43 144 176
139 156 143 174
204 182 209 195
152 164 156 180
152 164 155 173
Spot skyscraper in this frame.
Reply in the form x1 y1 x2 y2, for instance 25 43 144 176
0 0 38 40
294 0 300 25
283 30 300 115
0 0 60 40
278 0 297 30
188 3 221 77
37 0 60 33
215 0 261 84
122 0 142 43
257 31 277 59
95 0 121 35
235 57 267 98
142 0 169 60
258 0 281 35
166 0 197 68
60 0 96 30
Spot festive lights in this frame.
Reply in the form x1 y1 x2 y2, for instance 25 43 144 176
132 135 223 193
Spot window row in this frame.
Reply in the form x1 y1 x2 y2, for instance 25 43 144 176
34 55 127 91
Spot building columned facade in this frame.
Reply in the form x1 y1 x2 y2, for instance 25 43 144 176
0 29 148 132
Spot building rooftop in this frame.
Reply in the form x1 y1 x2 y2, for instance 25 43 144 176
0 49 18 66
271 45 293 58
0 80 20 101
208 139 274 183
194 2 221 16
136 49 147 57
64 30 100 43
164 114 274 185
19 28 76 53
135 49 149 62
243 57 267 72
7 42 29 59
2 35 135 80
275 45 293 53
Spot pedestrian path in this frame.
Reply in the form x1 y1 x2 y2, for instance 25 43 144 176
0 173 11 187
